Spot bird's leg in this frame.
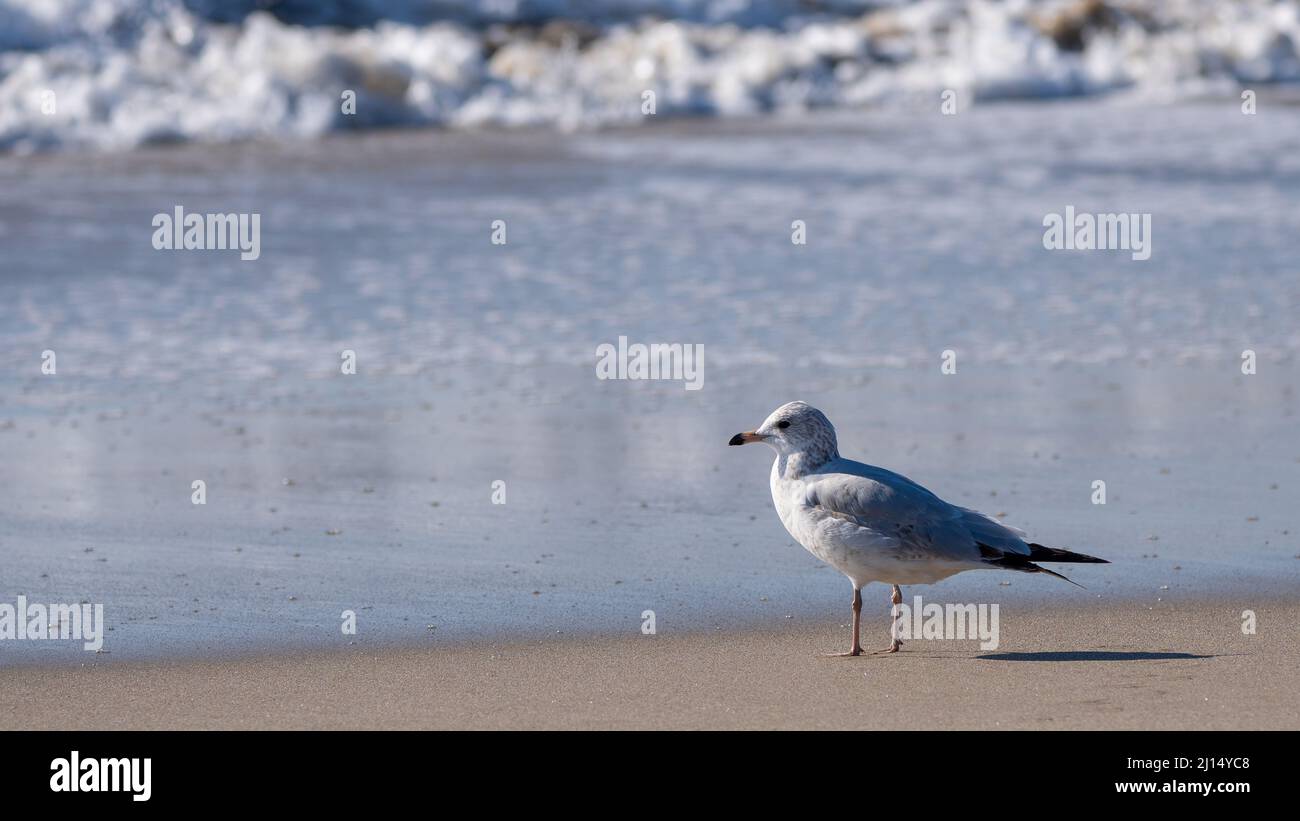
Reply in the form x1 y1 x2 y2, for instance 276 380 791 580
851 587 863 655
823 586 864 657
874 584 904 654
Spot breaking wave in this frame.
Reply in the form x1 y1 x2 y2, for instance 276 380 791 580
2 0 1298 152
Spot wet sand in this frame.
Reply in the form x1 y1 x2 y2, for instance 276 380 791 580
2 356 1298 664
2 598 1292 730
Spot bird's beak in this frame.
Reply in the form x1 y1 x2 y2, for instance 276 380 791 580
729 431 765 446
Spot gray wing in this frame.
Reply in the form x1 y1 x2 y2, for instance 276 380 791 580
801 460 1032 563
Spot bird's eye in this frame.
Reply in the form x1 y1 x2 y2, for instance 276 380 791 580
776 420 791 429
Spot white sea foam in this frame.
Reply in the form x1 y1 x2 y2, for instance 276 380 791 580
1 0 1298 151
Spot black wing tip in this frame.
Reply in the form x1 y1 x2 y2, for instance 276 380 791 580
1027 543 1109 563
978 544 1093 589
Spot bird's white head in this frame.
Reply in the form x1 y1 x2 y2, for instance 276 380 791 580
729 400 839 472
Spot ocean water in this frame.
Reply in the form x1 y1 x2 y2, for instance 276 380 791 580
3 0 1299 151
1 100 1298 663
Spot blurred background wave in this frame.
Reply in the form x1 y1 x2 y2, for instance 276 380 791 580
2 0 1298 152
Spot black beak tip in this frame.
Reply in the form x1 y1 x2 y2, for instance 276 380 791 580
728 433 745 446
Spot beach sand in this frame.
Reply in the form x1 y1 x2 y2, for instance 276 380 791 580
2 598 1292 730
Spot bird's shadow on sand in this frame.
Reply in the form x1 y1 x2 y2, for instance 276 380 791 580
977 651 1214 662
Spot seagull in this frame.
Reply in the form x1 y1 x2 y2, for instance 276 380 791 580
729 401 1107 655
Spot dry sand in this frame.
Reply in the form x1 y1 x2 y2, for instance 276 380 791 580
2 598 1294 730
